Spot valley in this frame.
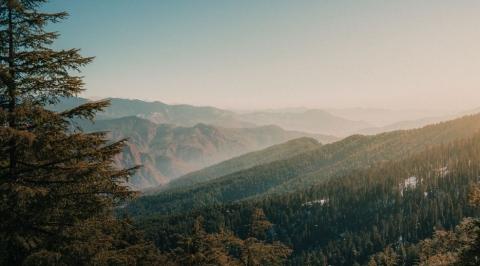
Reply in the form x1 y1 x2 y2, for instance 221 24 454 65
80 116 335 188
53 97 480 264
54 97 465 190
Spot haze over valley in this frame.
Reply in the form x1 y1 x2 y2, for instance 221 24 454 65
50 97 474 189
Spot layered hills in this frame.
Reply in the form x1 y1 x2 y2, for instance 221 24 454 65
128 113 480 214
55 97 473 191
81 116 335 188
162 137 323 191
134 129 480 265
238 109 372 136
54 97 374 135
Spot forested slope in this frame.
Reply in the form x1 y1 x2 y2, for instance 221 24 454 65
163 137 322 191
135 131 480 265
127 114 480 215
81 117 332 188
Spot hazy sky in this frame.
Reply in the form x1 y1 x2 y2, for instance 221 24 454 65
46 0 480 110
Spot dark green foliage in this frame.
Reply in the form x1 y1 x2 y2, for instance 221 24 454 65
414 184 480 266
0 1 161 264
132 131 480 265
159 214 292 266
19 218 165 266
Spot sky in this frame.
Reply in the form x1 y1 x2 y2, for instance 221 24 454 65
45 0 480 111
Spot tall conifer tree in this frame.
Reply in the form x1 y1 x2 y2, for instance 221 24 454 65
0 1 161 264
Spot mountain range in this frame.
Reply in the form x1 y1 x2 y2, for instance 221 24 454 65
126 112 480 265
55 97 480 264
55 97 464 136
159 137 322 192
326 107 454 127
54 97 471 190
52 97 251 128
80 116 335 188
239 109 372 136
127 113 480 215
56 97 377 135
132 124 480 265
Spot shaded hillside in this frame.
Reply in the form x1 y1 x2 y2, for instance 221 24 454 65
327 107 454 127
239 109 371 136
53 98 380 136
357 116 452 135
135 132 480 265
127 113 480 214
52 97 252 128
81 117 335 189
354 107 480 135
104 98 253 128
161 137 323 192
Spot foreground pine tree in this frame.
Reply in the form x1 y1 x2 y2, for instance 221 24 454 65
367 184 480 266
0 1 162 264
167 215 292 265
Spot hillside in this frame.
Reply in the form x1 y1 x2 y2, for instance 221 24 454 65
356 116 447 135
353 107 480 135
127 113 480 214
81 117 335 188
52 97 252 128
135 131 480 265
105 98 253 128
327 107 454 127
161 137 323 191
239 109 371 136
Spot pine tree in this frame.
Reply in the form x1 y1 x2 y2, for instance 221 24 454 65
242 208 292 265
368 245 399 266
456 184 480 265
249 208 273 240
416 184 480 266
0 0 161 264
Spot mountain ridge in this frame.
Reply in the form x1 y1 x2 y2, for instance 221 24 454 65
134 130 480 265
158 137 323 193
53 97 377 136
127 113 480 214
80 116 337 188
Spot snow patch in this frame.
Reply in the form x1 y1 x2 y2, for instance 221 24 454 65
399 176 418 196
404 176 418 189
302 198 328 207
436 166 449 178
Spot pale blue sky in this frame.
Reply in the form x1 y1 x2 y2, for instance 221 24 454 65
46 1 480 110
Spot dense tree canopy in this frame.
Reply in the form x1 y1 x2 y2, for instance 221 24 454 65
133 133 480 265
0 1 161 264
